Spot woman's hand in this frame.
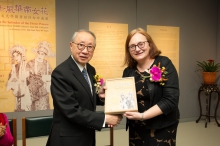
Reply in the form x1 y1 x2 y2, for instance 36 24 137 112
123 112 143 120
11 77 18 82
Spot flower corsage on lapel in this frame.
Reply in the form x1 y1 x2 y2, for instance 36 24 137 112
143 62 168 86
94 74 104 94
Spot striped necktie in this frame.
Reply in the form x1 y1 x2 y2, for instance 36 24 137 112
82 68 90 85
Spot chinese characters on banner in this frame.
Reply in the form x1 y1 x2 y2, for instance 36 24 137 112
0 0 56 112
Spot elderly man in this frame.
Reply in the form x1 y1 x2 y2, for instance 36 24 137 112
46 29 122 146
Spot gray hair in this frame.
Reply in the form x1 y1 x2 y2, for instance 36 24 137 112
71 29 96 46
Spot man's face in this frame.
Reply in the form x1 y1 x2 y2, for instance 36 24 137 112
70 32 95 66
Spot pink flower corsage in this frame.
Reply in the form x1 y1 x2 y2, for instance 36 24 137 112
142 62 168 86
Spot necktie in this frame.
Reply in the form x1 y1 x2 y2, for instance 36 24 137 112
82 68 93 95
82 68 90 85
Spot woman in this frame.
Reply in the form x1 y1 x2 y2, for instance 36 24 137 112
6 45 29 111
123 28 180 146
0 113 14 146
26 41 55 111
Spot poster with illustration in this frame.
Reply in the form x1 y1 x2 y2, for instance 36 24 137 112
0 0 56 112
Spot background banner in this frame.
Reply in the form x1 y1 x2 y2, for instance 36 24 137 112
89 22 128 79
0 0 56 112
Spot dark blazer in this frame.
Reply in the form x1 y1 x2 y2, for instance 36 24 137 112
123 56 180 129
46 56 105 146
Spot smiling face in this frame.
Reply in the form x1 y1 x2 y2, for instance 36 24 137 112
128 33 150 63
70 31 95 67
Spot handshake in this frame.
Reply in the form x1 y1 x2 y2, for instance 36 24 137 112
105 114 123 127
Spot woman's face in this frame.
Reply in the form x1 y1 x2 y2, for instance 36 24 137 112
12 52 22 63
37 51 46 61
128 33 150 62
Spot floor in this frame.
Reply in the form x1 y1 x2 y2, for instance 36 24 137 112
17 120 220 146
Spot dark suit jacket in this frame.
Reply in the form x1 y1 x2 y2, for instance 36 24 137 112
46 56 105 146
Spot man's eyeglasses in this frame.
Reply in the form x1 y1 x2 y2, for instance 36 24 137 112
128 41 148 51
72 42 95 52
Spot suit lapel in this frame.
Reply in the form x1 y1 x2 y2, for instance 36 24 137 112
67 57 94 106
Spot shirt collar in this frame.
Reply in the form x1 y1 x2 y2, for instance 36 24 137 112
71 55 87 72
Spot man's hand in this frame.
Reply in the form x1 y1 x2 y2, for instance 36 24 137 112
105 114 123 127
98 86 107 99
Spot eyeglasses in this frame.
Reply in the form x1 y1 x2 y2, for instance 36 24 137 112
72 42 95 52
128 41 148 51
